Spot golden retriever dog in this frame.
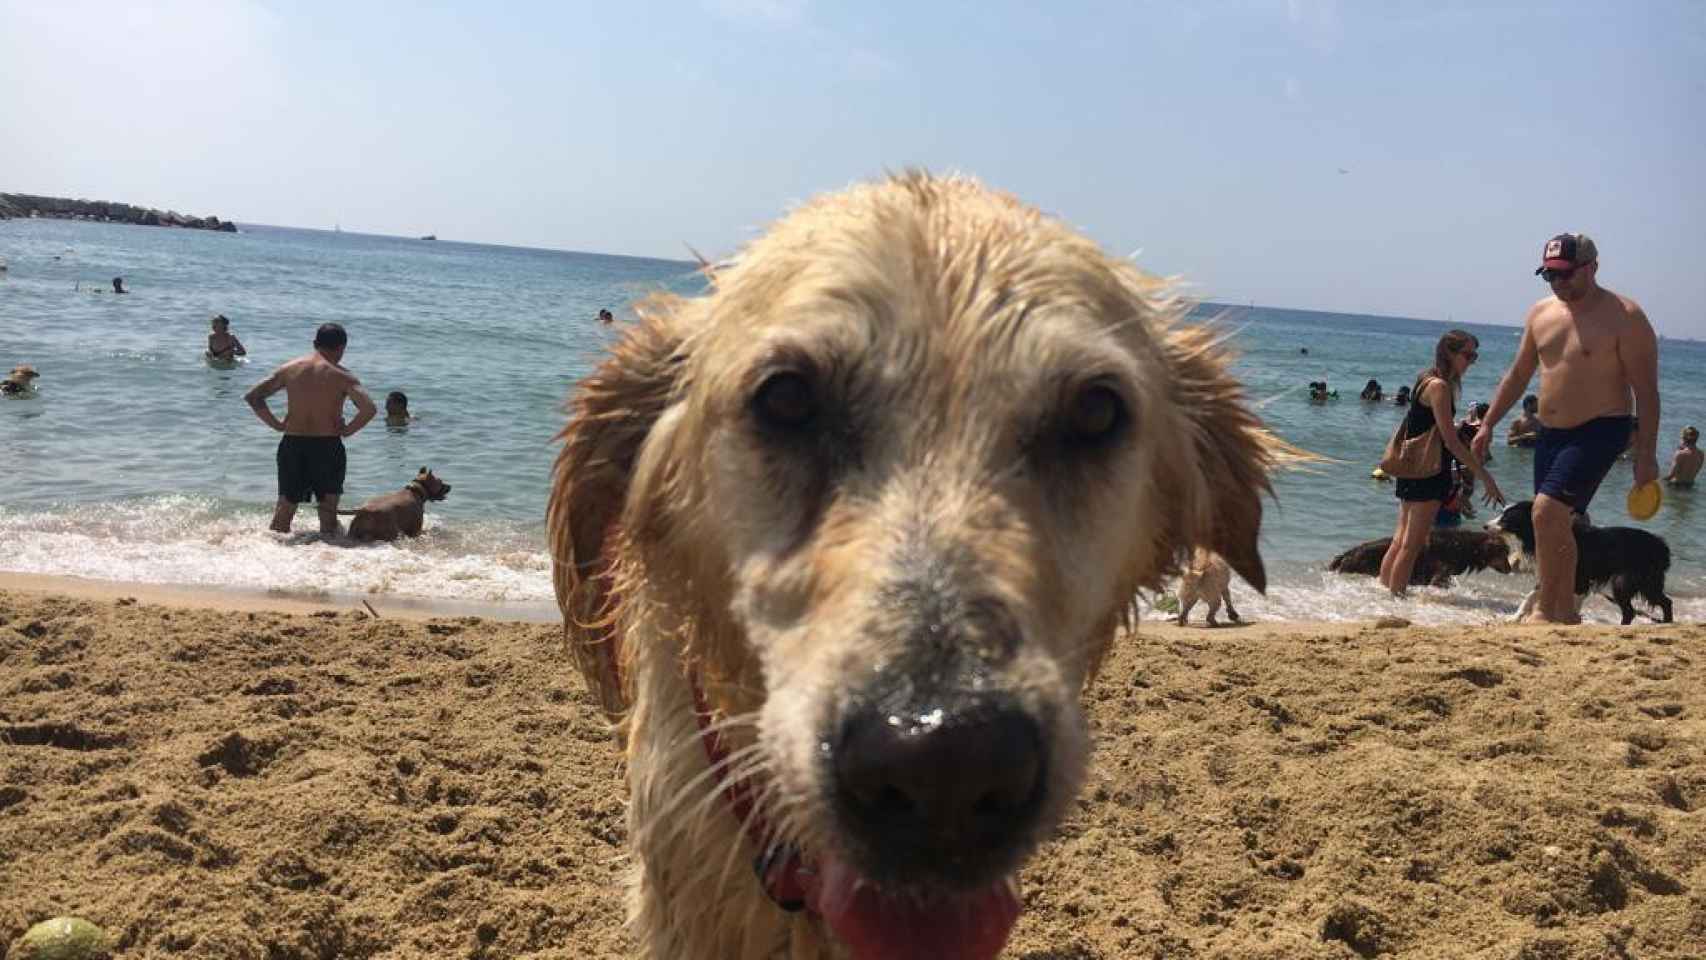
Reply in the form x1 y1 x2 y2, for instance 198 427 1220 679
1174 547 1240 626
548 173 1281 960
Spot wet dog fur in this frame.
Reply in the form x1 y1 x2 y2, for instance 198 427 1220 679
547 174 1287 960
1328 528 1513 588
342 467 450 542
1175 547 1240 626
1487 500 1672 625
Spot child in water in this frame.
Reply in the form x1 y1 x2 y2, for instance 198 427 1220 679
385 390 413 427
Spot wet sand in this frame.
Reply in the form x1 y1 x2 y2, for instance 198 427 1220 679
1 582 1700 958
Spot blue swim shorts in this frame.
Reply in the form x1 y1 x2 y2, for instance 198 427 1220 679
1532 415 1633 511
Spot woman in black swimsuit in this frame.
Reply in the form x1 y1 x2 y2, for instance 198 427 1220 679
1378 330 1505 595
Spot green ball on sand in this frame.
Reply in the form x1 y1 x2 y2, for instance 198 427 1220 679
15 917 110 960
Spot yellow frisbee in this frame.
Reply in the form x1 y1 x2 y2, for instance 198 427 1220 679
1627 481 1662 521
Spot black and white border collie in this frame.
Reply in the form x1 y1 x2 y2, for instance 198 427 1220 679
1486 500 1673 625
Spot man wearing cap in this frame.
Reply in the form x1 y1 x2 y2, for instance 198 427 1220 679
1472 233 1661 624
1667 426 1702 488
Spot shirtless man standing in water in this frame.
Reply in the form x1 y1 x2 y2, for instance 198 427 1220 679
244 323 377 536
1473 234 1662 623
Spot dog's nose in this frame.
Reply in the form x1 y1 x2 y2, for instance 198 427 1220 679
833 696 1043 883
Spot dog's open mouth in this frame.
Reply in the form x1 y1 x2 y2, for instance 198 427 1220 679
807 857 1020 960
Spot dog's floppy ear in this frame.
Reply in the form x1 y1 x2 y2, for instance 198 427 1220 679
1153 318 1286 593
548 296 694 720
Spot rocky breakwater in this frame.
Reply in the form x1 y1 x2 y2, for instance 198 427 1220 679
0 193 238 232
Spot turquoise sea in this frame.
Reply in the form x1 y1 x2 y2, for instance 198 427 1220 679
3 218 1702 624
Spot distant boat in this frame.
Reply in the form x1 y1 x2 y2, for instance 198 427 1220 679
419 234 437 241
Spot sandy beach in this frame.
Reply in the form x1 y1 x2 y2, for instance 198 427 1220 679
2 580 1700 959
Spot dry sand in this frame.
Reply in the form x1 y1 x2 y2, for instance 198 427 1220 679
1 583 1701 959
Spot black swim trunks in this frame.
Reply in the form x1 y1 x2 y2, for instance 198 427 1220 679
1533 415 1632 511
277 435 346 503
1395 460 1454 503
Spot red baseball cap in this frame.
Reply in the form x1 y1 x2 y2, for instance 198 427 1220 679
1536 233 1597 275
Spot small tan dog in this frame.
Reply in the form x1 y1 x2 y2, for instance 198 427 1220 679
2 364 39 395
341 467 450 541
1173 547 1241 627
549 173 1284 960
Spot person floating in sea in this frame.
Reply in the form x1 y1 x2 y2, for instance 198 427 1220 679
206 314 247 363
1666 426 1702 487
2 364 39 395
1391 384 1411 407
384 390 413 427
1360 379 1384 402
243 322 377 537
1507 394 1542 447
1308 380 1337 403
1472 233 1661 624
111 276 127 294
598 308 615 325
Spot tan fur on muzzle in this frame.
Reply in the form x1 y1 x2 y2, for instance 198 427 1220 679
548 172 1287 959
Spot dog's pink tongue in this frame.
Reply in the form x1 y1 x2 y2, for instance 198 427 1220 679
807 856 1019 960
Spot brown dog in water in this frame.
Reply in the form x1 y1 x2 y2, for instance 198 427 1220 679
341 467 450 541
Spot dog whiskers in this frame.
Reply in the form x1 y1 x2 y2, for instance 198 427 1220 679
688 708 763 742
651 740 766 828
714 776 817 923
708 775 781 904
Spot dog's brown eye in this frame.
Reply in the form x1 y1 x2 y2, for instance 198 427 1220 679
1065 384 1125 445
754 371 817 430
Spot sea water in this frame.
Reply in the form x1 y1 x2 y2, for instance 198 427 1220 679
2 218 1701 623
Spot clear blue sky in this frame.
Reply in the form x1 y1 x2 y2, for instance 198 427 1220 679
4 1 1703 335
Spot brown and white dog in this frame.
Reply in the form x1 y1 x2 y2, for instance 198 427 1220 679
1174 547 1241 626
548 174 1286 960
341 467 450 542
1327 528 1513 589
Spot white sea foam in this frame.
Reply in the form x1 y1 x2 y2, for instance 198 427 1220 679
7 497 1695 629
0 497 555 608
1149 567 1705 627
